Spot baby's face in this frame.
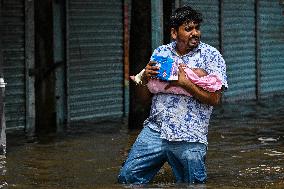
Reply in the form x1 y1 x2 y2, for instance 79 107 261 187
191 68 208 77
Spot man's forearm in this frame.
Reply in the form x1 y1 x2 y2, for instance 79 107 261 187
182 81 222 106
137 84 153 104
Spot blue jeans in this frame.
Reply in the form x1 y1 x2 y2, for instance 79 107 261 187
118 126 207 184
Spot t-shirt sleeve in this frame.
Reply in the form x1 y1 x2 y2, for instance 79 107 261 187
150 47 162 61
206 51 228 89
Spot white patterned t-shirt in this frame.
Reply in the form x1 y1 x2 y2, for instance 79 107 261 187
144 41 228 146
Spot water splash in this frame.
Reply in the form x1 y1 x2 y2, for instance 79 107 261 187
264 149 284 157
258 137 280 144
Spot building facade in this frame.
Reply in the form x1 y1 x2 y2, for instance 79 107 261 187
0 0 283 135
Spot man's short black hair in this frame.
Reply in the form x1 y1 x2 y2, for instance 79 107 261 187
169 5 203 30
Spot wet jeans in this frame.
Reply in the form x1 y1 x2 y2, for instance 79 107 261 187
118 126 207 184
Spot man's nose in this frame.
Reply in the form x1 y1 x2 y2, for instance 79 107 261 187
192 28 199 35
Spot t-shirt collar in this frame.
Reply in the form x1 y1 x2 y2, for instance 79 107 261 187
170 41 202 57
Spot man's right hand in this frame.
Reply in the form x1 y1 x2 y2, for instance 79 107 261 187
142 61 160 83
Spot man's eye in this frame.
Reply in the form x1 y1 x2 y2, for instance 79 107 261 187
185 27 193 32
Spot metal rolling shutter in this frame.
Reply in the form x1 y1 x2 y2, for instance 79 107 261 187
1 0 26 129
259 1 284 97
223 0 256 100
67 0 124 121
180 0 220 49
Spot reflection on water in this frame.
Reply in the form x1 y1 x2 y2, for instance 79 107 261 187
1 96 284 188
0 153 7 189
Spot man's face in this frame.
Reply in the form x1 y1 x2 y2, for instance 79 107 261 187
171 21 201 54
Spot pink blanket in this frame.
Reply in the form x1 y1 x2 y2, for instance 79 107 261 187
147 68 222 96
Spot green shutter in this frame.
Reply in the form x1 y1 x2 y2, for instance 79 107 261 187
180 0 220 49
1 0 26 129
223 0 256 100
259 0 284 97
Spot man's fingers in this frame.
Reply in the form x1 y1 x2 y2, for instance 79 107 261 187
144 70 159 79
143 61 160 79
147 61 159 71
178 66 186 77
146 69 159 75
149 70 159 75
147 66 159 71
148 61 157 66
145 63 159 78
178 65 185 73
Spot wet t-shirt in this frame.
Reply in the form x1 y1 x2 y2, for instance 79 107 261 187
144 41 228 145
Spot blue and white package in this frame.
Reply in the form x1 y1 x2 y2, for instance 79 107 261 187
152 55 178 81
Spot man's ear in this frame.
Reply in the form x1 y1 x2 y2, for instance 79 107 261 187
171 28 177 40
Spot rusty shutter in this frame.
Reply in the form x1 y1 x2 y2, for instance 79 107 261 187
66 0 124 122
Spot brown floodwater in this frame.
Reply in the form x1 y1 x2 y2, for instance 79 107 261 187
0 96 283 189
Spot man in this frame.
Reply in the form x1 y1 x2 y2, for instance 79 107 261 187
118 5 228 184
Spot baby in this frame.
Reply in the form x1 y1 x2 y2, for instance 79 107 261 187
130 66 222 96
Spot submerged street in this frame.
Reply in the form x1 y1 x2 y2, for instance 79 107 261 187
0 96 284 189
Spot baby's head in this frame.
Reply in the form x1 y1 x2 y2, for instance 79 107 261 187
191 68 208 77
